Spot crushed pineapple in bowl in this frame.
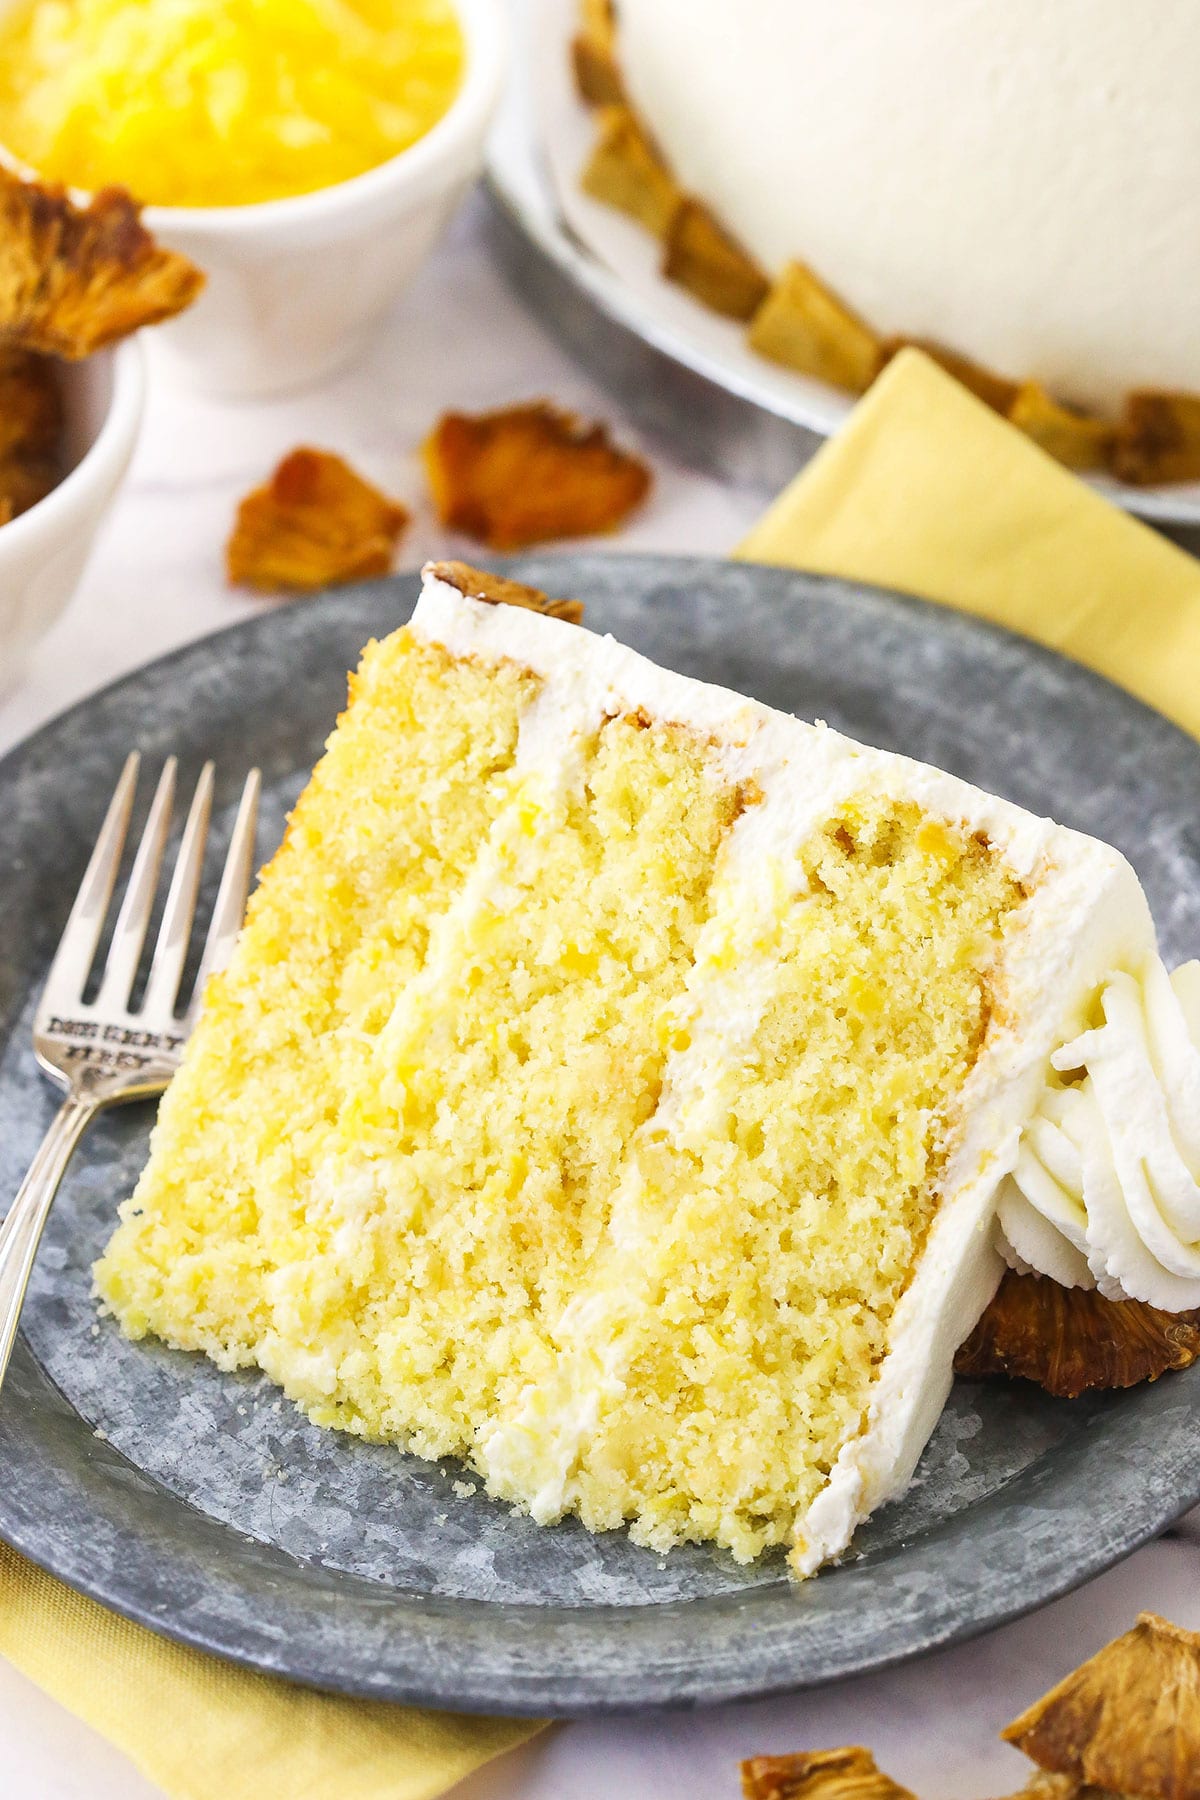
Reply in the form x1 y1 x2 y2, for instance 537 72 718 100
0 0 467 208
0 0 506 394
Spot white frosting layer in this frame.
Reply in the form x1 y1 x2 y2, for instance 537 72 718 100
409 567 1188 1571
617 0 1200 412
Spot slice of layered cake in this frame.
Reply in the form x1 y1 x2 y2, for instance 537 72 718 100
95 561 1200 1576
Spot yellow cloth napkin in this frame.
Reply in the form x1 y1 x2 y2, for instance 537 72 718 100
8 342 1200 1800
740 347 1200 738
0 1541 538 1798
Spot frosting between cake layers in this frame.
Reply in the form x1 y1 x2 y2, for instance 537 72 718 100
409 569 1195 1571
997 959 1200 1312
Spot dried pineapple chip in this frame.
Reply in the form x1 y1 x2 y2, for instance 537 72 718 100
572 0 624 104
986 1777 1101 1800
741 1748 915 1800
1003 1612 1200 1800
1112 390 1200 486
877 336 1018 414
992 1780 1088 1800
1006 382 1116 472
0 347 59 462
0 346 62 522
741 1618 1200 1800
749 263 882 394
954 1269 1200 1399
662 198 769 321
581 105 682 240
227 447 409 594
427 558 584 623
0 166 203 359
424 401 651 550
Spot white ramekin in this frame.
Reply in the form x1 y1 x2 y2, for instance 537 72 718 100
0 338 145 690
134 0 508 398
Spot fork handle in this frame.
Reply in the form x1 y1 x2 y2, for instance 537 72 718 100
0 1094 98 1396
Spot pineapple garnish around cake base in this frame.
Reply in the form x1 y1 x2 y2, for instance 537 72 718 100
95 561 1200 1579
1114 391 1200 486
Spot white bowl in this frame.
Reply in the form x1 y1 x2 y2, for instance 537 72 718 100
136 0 508 399
0 338 145 689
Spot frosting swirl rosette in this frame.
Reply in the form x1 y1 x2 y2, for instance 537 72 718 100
998 958 1200 1311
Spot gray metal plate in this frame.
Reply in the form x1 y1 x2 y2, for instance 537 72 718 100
1 554 1199 1714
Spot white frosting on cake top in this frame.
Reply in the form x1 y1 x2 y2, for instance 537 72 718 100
411 567 1200 1572
616 0 1200 412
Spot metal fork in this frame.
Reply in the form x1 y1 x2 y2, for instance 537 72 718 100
0 753 260 1394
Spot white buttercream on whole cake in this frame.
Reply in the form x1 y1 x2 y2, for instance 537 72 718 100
616 0 1200 413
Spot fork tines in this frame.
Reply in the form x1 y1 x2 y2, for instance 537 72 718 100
40 755 260 1033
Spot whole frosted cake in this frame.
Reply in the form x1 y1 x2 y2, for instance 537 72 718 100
615 0 1200 414
96 563 1200 1576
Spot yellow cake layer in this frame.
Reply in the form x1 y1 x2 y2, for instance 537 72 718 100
97 632 535 1359
96 619 1023 1571
480 803 1021 1563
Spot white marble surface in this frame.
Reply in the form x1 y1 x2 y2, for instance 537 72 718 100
5 193 1200 1800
